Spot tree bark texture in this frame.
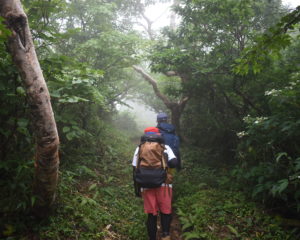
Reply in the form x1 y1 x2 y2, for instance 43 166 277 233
0 0 60 211
133 65 189 138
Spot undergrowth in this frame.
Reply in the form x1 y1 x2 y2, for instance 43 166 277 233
3 132 300 240
173 148 300 240
1 127 147 240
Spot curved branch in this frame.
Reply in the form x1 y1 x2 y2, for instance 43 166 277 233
133 65 172 107
140 12 154 40
179 96 189 111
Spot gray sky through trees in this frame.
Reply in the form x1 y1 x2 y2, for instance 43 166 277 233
142 0 299 31
118 100 157 131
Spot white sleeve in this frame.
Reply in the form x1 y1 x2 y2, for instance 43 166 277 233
132 147 139 167
164 145 176 161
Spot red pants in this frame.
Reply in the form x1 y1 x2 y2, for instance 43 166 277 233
142 186 172 215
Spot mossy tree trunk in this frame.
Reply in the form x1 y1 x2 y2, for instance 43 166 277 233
0 0 60 213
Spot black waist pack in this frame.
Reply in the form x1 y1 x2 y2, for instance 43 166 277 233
134 167 166 188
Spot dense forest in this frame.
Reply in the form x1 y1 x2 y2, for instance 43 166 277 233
0 0 300 239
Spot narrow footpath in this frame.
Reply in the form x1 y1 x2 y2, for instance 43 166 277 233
156 213 183 240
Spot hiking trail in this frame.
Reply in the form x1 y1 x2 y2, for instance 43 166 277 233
156 213 183 240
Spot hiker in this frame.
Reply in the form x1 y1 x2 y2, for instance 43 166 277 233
156 112 181 171
132 127 178 240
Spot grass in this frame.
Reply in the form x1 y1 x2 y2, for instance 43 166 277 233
173 152 300 240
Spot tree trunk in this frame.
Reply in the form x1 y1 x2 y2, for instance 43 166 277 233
0 0 60 213
170 0 180 30
170 105 181 134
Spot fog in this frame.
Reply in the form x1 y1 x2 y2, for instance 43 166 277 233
118 100 157 131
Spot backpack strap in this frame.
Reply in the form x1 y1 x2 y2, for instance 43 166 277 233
161 144 167 170
136 143 143 169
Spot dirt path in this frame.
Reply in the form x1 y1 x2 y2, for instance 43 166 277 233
170 213 183 240
157 213 183 240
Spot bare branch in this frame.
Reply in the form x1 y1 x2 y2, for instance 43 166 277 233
133 65 172 107
140 12 154 40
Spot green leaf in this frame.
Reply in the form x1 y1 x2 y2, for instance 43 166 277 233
182 222 193 231
276 152 288 163
277 179 289 194
295 158 300 171
63 126 70 133
17 118 29 128
66 132 74 140
80 198 88 206
16 86 25 96
50 91 61 98
183 232 201 240
31 196 36 206
227 225 239 237
89 183 97 191
106 176 114 183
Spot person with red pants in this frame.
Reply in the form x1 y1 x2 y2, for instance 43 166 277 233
132 127 178 240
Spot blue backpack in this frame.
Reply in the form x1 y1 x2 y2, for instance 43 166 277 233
157 123 181 169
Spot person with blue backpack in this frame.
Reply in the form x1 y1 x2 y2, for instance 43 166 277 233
156 112 181 171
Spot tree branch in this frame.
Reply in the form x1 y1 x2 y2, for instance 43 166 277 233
177 96 188 113
133 65 172 107
140 12 154 40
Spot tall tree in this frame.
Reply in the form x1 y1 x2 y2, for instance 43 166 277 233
146 0 284 154
132 0 188 136
133 65 189 137
0 0 59 212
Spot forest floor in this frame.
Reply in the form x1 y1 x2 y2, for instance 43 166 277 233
2 137 299 239
169 213 183 240
172 164 300 240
